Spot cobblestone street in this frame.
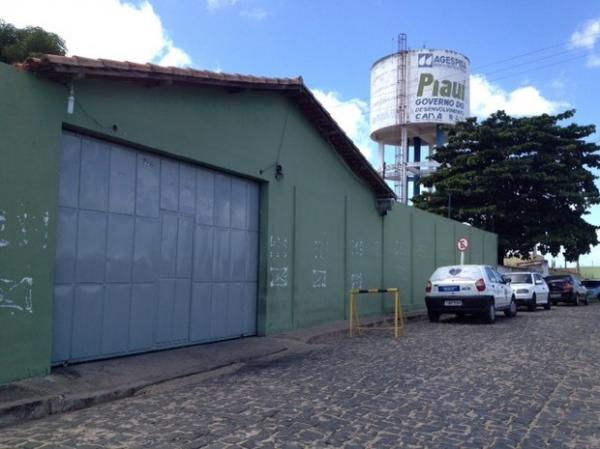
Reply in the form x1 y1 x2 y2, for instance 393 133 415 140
2 304 600 449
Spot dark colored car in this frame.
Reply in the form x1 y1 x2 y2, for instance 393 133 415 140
544 274 588 306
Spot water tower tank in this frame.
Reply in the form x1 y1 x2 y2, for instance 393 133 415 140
370 47 470 202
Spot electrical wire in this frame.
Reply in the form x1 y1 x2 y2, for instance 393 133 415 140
75 98 113 131
469 30 600 72
486 51 591 83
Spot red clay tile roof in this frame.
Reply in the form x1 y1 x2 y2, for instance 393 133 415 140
22 55 395 199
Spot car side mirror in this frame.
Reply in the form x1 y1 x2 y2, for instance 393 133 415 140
502 276 511 284
535 280 543 285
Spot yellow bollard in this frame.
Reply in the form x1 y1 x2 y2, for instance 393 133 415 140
348 288 404 338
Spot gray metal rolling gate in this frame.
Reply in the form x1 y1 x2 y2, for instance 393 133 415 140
52 131 259 364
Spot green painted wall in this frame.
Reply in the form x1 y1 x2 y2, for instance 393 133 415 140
0 63 498 383
0 65 64 382
382 205 497 310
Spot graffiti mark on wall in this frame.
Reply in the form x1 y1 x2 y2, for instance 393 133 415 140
269 235 288 259
0 208 50 250
312 269 327 288
351 240 364 257
313 239 328 261
42 211 50 249
351 272 363 289
17 212 28 247
269 235 289 288
269 267 288 288
0 277 33 313
0 210 7 248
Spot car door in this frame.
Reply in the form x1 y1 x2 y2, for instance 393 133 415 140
494 268 511 307
485 267 505 308
534 273 548 303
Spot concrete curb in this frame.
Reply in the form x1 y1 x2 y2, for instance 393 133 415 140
0 344 293 429
0 310 427 429
0 386 140 429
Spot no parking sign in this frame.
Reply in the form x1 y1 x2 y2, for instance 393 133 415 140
457 237 469 264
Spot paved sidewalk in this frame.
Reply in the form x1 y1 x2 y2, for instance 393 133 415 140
0 310 424 428
1 305 598 449
0 337 296 428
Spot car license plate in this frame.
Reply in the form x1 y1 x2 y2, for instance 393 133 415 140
439 285 460 292
444 300 462 306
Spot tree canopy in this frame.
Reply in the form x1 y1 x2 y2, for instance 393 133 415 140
0 19 66 64
413 110 600 263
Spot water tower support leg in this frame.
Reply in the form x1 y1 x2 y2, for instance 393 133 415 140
401 126 408 204
413 137 421 196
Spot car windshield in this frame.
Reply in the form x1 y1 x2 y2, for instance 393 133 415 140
430 266 482 281
506 273 532 284
583 280 600 288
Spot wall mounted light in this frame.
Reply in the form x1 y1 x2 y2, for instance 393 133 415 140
376 198 394 216
67 84 75 114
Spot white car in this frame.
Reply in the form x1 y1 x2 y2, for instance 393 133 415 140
425 265 517 324
504 272 550 311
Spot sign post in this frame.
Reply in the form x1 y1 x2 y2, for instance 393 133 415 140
457 237 469 265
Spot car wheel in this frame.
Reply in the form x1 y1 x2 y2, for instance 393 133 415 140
428 310 440 323
504 297 517 318
573 294 580 306
584 296 589 305
484 302 496 324
528 294 537 312
544 298 551 310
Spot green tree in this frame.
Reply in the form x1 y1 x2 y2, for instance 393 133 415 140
0 19 66 64
413 110 600 263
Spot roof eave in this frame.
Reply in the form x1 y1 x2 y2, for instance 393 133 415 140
20 55 395 199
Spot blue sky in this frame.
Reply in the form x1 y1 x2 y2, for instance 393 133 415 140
3 0 600 265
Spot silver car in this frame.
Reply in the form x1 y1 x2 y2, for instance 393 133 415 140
504 272 550 311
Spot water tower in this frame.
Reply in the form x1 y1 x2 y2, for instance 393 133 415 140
370 35 470 203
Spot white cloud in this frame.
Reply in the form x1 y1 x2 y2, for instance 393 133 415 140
158 43 192 67
311 89 374 162
0 0 191 67
587 54 600 67
241 8 268 20
207 1 268 21
470 74 568 119
570 18 600 68
571 18 600 49
207 0 239 11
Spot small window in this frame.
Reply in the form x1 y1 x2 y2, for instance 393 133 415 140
431 266 483 281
